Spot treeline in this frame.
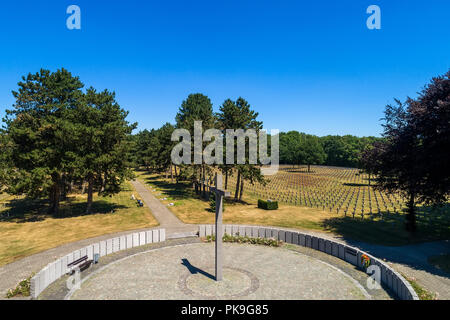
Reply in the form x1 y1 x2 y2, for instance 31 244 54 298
132 94 265 202
135 126 382 180
0 69 136 215
279 132 382 170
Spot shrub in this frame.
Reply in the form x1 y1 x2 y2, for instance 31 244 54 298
6 275 33 298
209 196 225 212
258 199 278 210
203 234 281 247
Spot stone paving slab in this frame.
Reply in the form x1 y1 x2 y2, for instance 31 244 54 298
65 242 381 300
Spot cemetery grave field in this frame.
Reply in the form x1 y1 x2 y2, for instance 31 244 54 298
229 165 442 217
0 182 158 266
136 168 450 246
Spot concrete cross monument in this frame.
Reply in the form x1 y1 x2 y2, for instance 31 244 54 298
210 173 230 281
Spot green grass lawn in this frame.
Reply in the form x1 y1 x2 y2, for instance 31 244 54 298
0 182 158 266
136 170 450 246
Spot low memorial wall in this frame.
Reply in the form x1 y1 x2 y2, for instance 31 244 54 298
29 224 419 300
198 224 419 300
30 228 166 298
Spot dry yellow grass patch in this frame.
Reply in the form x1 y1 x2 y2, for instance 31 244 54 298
136 170 332 231
170 197 331 231
0 182 158 266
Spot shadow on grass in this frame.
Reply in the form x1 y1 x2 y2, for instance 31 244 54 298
142 174 251 206
143 175 194 200
0 196 127 223
342 182 370 187
322 207 450 280
322 205 450 246
283 168 316 174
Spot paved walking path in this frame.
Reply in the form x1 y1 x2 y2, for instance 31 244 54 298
129 179 197 236
0 178 448 299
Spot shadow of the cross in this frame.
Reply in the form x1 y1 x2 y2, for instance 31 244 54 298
181 258 215 280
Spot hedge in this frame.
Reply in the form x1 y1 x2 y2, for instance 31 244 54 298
258 199 278 210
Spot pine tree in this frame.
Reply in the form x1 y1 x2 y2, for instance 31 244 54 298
75 87 136 214
217 97 264 201
175 93 216 190
2 68 84 215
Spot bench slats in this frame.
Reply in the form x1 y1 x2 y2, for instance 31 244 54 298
67 255 88 267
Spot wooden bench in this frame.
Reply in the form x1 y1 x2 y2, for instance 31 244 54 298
67 255 93 275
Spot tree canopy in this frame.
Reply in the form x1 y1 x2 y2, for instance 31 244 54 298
1 69 136 215
360 70 450 232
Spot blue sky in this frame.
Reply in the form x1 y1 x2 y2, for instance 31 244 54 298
0 0 449 137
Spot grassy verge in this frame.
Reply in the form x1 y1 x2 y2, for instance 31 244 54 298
0 181 158 266
402 274 437 300
136 170 450 246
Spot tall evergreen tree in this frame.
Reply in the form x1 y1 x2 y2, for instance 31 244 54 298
2 68 84 215
76 87 136 214
217 97 264 201
175 93 215 189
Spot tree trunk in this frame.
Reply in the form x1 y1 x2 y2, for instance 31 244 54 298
225 170 228 189
234 170 241 200
49 173 61 216
48 184 61 216
174 165 178 183
202 164 206 198
308 164 311 172
368 173 371 186
170 165 173 183
49 186 55 210
405 192 416 233
239 178 244 202
61 175 67 200
53 185 60 216
99 176 106 194
81 179 86 194
86 175 94 214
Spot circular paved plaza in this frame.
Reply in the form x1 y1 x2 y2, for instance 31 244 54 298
68 243 372 300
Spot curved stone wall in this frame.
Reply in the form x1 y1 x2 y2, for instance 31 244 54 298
30 224 419 300
30 228 166 298
198 224 419 300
